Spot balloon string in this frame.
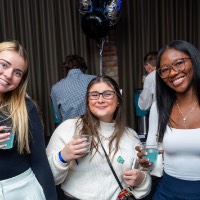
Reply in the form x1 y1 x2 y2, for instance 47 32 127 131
100 53 102 76
97 38 105 56
97 38 105 76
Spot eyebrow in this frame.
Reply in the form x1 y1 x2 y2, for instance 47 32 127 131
0 59 11 65
0 58 25 74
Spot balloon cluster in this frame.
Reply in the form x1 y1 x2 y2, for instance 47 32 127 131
80 0 123 40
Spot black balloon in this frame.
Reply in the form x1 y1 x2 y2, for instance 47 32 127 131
81 10 110 40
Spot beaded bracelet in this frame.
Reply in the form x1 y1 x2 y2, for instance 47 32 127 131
58 151 67 163
138 171 147 187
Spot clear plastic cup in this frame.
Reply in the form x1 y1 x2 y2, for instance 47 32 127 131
0 127 15 149
74 134 92 153
140 142 159 163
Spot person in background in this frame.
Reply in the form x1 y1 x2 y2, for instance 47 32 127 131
47 76 151 200
0 40 57 199
141 51 158 83
138 51 158 110
137 40 200 200
51 54 96 122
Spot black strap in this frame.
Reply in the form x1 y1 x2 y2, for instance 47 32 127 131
100 141 124 190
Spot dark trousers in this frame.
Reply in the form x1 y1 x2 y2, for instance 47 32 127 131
56 185 79 200
56 185 64 200
153 172 200 200
141 176 161 200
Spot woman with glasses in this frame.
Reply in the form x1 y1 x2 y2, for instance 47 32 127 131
47 76 151 200
137 40 200 200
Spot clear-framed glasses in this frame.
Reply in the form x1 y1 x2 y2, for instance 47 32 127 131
88 90 116 100
157 57 191 78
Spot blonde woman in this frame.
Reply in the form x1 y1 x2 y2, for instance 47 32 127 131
0 40 57 200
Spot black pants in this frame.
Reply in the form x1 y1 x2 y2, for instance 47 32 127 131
141 176 161 200
56 184 79 200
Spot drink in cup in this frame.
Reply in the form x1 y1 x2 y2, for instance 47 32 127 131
74 134 92 153
141 142 158 162
0 127 15 149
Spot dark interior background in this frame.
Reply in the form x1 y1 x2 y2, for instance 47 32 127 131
1 0 200 135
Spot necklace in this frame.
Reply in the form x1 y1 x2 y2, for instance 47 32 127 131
98 132 113 141
176 100 198 125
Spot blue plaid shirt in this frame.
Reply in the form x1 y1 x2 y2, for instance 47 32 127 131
51 69 96 121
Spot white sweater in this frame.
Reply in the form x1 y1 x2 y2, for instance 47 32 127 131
46 118 151 200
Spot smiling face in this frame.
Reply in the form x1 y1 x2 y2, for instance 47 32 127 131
88 82 119 123
160 48 194 93
0 50 26 96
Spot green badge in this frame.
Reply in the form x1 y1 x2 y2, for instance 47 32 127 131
117 156 125 164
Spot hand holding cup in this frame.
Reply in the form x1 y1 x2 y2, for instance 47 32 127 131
74 134 92 153
135 146 151 168
61 134 92 162
140 142 159 163
136 142 158 169
136 142 163 169
0 126 15 149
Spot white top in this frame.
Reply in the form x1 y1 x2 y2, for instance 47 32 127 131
46 118 151 200
138 70 156 110
147 102 200 181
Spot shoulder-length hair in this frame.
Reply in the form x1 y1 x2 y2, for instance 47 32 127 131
0 40 30 153
156 40 200 142
76 76 125 157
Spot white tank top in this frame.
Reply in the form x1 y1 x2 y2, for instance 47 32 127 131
147 102 200 181
163 126 200 180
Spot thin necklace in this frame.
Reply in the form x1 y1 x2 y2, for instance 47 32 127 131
176 100 198 126
98 132 113 141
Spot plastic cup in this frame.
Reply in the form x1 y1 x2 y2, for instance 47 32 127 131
0 127 15 149
74 134 92 153
140 142 158 163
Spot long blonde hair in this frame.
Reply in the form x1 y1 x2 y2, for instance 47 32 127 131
0 40 29 153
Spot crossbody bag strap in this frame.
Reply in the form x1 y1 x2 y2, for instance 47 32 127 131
100 141 124 190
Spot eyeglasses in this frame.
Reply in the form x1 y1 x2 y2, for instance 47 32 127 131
157 57 191 78
88 90 116 100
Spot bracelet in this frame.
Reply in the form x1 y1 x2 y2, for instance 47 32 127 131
58 151 67 163
138 171 147 187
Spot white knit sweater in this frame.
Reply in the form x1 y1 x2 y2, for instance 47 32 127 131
46 118 151 200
